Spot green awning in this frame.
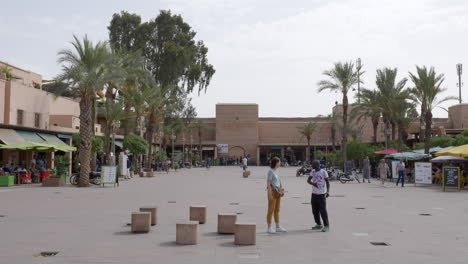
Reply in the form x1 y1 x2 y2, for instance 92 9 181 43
115 140 123 148
57 134 72 139
16 130 44 143
37 133 68 146
0 141 76 152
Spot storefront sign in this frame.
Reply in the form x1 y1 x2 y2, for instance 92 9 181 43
216 144 229 154
443 166 460 191
391 161 399 179
415 162 432 184
101 166 118 187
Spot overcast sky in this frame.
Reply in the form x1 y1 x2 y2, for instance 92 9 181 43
2 0 467 118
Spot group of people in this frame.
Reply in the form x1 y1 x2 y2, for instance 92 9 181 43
266 157 330 233
361 157 409 187
0 155 48 183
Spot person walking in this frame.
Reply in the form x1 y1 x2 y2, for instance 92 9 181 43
308 160 330 232
242 156 248 171
377 159 390 185
396 159 405 187
266 157 286 234
362 156 371 183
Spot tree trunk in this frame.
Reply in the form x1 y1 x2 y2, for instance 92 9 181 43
104 87 113 165
372 120 378 144
331 124 336 152
306 138 310 162
342 96 348 163
424 111 432 154
384 120 391 149
391 121 396 141
123 103 130 136
419 104 426 141
90 99 97 172
78 96 92 187
145 112 156 168
198 129 202 158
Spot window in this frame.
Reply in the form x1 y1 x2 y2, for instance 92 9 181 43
34 113 40 128
17 109 24 125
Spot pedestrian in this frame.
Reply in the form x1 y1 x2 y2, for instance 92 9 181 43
396 159 405 187
377 159 390 185
307 160 330 232
166 159 171 173
206 157 211 169
266 157 286 233
362 156 371 183
242 156 248 171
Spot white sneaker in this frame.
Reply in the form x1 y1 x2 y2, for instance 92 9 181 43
267 227 276 233
276 226 287 232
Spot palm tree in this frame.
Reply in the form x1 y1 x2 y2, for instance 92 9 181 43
190 120 213 158
375 68 407 149
297 122 317 161
318 62 359 163
57 35 111 187
409 66 458 154
351 89 381 143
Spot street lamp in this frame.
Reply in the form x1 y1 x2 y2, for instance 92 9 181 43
356 58 362 104
182 134 186 163
190 133 193 163
171 130 176 162
111 120 121 166
457 63 463 104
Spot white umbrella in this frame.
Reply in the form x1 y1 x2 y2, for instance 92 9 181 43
430 155 468 163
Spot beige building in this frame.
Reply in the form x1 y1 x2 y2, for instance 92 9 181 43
174 103 468 166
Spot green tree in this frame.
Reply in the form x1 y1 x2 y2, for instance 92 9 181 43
57 36 112 186
318 62 360 163
375 68 408 149
409 66 458 154
297 122 317 161
123 134 148 172
430 136 454 148
351 89 381 143
0 65 16 80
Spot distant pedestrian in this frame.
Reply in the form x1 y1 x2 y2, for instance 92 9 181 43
242 157 248 171
396 159 405 187
362 156 371 183
308 160 330 232
377 159 390 185
206 157 211 169
266 157 286 233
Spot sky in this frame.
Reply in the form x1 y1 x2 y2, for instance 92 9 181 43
2 0 468 118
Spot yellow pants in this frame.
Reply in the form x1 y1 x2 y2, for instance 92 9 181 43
267 193 281 225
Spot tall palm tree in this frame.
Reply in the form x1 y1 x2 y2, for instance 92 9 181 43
318 62 359 163
375 68 407 149
351 89 381 143
57 35 112 187
409 66 457 154
297 122 317 161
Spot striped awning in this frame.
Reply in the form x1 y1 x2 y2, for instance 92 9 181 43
37 133 68 146
16 130 44 143
0 128 25 145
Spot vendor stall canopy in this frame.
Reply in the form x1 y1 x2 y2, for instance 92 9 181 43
0 129 75 152
430 155 468 163
435 144 468 157
385 152 431 161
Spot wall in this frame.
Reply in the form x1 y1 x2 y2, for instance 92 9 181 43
0 61 42 88
448 104 468 129
216 104 259 160
9 80 50 129
0 79 5 123
258 121 333 146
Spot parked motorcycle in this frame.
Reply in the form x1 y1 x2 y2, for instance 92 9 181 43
70 171 102 185
339 170 361 184
296 165 312 177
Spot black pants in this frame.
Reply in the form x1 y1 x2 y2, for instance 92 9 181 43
311 194 329 226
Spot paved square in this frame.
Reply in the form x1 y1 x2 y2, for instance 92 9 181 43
0 166 467 263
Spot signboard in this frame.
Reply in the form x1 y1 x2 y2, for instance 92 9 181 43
101 166 118 187
216 144 229 154
391 161 399 179
442 166 460 191
344 160 353 175
415 162 432 184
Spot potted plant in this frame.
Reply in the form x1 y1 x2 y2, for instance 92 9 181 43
42 156 68 187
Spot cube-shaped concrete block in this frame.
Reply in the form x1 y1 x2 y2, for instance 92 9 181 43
235 222 256 245
131 212 151 233
176 221 198 245
190 205 207 224
218 213 237 234
140 207 157 226
243 171 251 178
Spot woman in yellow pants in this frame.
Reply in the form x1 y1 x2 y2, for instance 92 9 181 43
266 157 286 233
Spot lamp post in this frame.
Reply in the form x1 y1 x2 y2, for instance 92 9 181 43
111 120 121 166
356 58 362 104
171 130 176 163
182 134 186 163
457 63 463 104
190 133 193 164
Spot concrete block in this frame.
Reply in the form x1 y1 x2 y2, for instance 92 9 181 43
235 222 256 245
243 171 251 178
190 205 207 224
140 207 157 226
42 178 65 187
217 213 237 234
176 221 198 245
131 212 151 233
